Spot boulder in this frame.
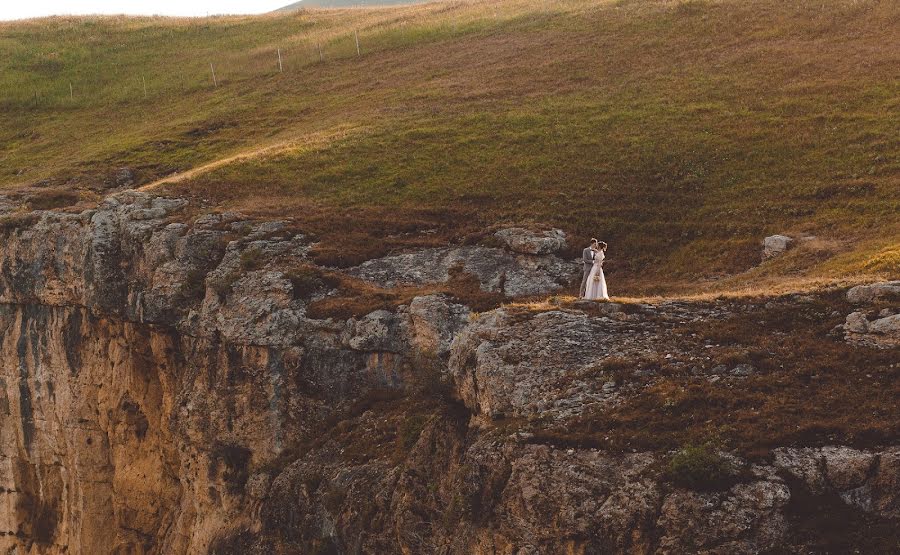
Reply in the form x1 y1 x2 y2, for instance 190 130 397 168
772 446 899 518
846 281 900 304
490 446 660 553
820 446 876 491
114 167 135 188
844 311 869 333
869 314 900 335
447 305 686 420
773 448 827 494
493 227 567 255
762 234 794 260
343 309 409 353
408 294 470 359
843 311 900 348
449 309 611 419
657 470 790 554
834 448 900 518
730 363 756 377
347 246 572 297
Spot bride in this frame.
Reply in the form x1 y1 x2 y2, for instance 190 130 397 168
584 240 609 300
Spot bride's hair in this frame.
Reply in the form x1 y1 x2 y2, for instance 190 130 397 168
598 241 608 250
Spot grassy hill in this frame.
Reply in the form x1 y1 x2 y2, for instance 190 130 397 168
277 0 431 9
1 0 898 293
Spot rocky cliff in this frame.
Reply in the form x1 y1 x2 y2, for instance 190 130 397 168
0 192 897 554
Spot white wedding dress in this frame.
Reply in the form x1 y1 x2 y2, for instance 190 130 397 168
584 250 609 300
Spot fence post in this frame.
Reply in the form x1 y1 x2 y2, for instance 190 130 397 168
142 76 147 98
317 42 324 62
355 30 361 56
278 48 283 73
69 82 73 101
210 63 218 87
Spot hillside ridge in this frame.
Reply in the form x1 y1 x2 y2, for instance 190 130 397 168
1 0 898 293
276 0 431 10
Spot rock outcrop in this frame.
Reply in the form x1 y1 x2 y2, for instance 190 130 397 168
775 446 900 517
347 245 573 297
656 469 790 554
846 281 900 304
0 191 897 554
843 311 900 348
493 227 567 255
762 234 794 260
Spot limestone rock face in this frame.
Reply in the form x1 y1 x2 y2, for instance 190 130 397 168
0 191 898 554
0 306 180 554
448 309 621 420
846 281 900 304
869 313 900 335
407 294 470 359
493 227 567 255
762 234 794 260
845 311 870 333
346 246 573 297
657 472 790 554
774 446 900 518
259 436 665 555
447 303 728 421
0 192 403 553
484 446 660 553
843 311 900 348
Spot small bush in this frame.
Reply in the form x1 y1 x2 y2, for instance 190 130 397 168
0 212 40 233
419 362 453 400
208 269 241 299
284 266 340 300
26 189 81 211
667 444 735 491
239 248 265 271
177 268 207 302
397 414 428 451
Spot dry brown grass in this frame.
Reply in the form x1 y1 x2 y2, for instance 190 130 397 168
307 265 506 319
532 291 900 456
503 274 882 312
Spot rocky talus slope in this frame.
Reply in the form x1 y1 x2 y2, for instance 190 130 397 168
0 192 897 554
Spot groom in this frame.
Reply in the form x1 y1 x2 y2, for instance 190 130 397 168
579 239 599 298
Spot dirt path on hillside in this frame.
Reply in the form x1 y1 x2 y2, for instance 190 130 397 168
138 126 358 192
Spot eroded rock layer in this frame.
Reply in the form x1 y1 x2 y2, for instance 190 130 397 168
0 192 897 554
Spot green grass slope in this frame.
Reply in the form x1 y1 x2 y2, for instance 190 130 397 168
1 0 898 292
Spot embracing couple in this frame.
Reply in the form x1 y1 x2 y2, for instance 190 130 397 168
579 238 609 300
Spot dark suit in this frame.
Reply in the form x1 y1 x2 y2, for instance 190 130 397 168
579 247 596 297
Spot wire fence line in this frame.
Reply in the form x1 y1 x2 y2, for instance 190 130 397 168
3 36 355 110
0 9 510 111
